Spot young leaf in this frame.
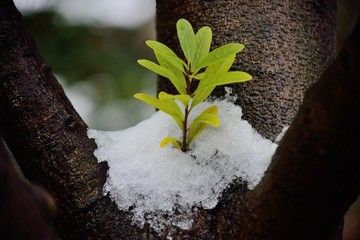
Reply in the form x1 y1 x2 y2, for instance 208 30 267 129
192 72 205 80
138 59 186 94
192 26 212 72
146 40 186 72
155 51 186 90
134 93 163 110
176 18 196 65
187 123 206 146
197 43 244 69
138 59 170 78
134 93 184 130
160 137 181 149
158 92 191 106
191 85 215 109
158 92 185 129
191 57 251 108
158 92 186 116
188 105 219 145
204 54 236 76
191 113 220 127
197 71 252 90
191 55 236 108
200 104 219 114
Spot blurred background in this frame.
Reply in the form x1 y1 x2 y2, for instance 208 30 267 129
12 1 360 239
14 0 157 131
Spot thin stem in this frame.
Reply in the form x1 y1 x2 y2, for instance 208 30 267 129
181 106 189 152
181 72 192 152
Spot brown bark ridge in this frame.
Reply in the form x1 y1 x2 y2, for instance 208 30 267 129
156 0 336 141
0 138 59 240
215 17 360 240
0 0 149 239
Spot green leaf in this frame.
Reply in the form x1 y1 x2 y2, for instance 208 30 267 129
192 26 212 72
134 92 163 110
154 51 186 90
158 92 185 129
160 137 181 149
146 40 186 72
197 43 244 69
192 72 205 80
204 54 236 76
201 105 219 115
191 63 252 108
191 55 236 108
176 19 196 65
138 59 171 78
158 92 190 106
188 105 219 145
192 113 219 127
138 59 186 94
191 85 215 109
134 93 184 130
188 123 206 146
198 71 252 90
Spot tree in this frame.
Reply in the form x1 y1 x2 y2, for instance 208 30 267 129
0 0 359 239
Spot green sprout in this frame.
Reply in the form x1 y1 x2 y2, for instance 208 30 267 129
134 18 252 152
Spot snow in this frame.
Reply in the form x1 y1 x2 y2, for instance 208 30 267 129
88 99 278 234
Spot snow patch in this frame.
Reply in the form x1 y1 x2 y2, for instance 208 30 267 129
88 99 277 233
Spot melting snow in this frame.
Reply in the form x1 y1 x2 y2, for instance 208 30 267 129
88 99 277 233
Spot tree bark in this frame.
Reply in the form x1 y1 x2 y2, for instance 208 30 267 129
1 0 359 239
156 0 336 140
0 1 147 239
214 17 360 240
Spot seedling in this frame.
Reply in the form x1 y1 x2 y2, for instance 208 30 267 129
135 19 252 152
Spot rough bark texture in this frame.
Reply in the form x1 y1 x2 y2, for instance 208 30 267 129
214 18 360 240
1 0 359 239
0 1 148 239
156 0 336 140
0 0 105 207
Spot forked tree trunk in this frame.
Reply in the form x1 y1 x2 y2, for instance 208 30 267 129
1 0 359 239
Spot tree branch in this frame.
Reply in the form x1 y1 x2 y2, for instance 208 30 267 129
215 17 360 240
0 1 161 238
0 0 107 208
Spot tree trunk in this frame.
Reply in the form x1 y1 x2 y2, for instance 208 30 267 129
1 0 359 239
156 0 336 140
215 18 360 239
0 1 145 239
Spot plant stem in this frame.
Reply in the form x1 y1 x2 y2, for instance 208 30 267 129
181 72 192 152
181 106 189 152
